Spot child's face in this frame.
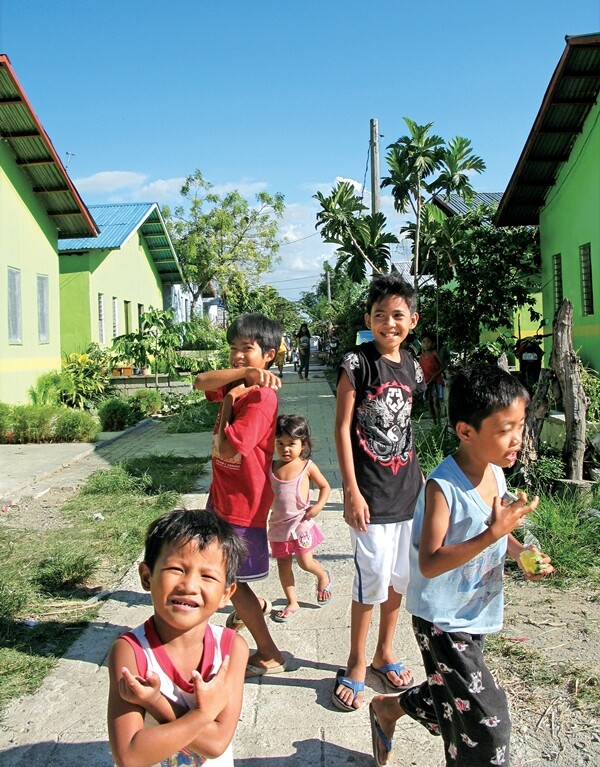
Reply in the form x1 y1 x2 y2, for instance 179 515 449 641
229 336 274 371
421 336 432 351
365 295 418 354
275 433 304 463
459 397 527 468
139 539 234 638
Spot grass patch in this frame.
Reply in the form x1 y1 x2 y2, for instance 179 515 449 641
485 633 600 714
0 454 209 716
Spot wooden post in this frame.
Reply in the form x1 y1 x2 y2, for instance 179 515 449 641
550 299 588 480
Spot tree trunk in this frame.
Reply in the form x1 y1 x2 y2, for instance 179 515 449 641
550 299 588 480
518 368 553 484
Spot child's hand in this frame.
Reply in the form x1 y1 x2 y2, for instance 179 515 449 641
226 383 259 404
518 546 554 580
343 492 370 532
489 490 539 539
192 655 231 722
303 506 320 520
119 666 162 709
244 367 282 390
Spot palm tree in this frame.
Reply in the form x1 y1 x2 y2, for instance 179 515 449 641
382 118 485 291
314 181 397 280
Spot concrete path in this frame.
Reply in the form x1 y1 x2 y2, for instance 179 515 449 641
0 366 443 767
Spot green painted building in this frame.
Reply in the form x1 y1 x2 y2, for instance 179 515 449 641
58 203 183 355
496 33 600 371
0 55 98 404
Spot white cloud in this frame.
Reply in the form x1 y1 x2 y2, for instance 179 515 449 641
73 171 185 204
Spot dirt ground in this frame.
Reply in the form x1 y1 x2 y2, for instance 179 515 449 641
3 487 600 765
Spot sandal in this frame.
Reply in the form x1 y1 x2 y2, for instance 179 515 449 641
369 701 393 766
370 661 414 692
317 571 333 606
226 598 272 631
331 668 364 712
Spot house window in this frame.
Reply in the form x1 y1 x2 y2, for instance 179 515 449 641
7 267 22 344
580 243 594 316
112 297 119 338
184 299 190 321
98 294 105 343
37 274 49 343
552 253 563 310
124 300 131 334
137 303 145 328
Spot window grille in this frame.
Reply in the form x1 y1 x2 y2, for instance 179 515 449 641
552 253 563 311
580 243 594 316
112 297 119 338
37 274 49 343
8 267 22 344
98 294 105 343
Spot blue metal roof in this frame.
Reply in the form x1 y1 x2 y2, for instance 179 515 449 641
58 202 182 284
433 192 504 217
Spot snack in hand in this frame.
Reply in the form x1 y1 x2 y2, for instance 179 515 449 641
519 549 550 575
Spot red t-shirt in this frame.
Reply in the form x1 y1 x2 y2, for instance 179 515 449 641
206 385 277 528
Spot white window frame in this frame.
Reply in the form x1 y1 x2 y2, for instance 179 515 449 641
98 293 105 344
37 274 49 344
112 296 119 338
8 266 22 344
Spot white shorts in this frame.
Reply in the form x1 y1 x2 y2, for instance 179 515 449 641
350 519 412 604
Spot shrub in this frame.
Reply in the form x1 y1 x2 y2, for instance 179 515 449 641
582 366 600 424
28 371 74 406
0 576 27 622
519 443 565 494
61 344 113 410
98 397 135 431
181 318 227 351
0 403 12 442
35 546 97 593
128 388 162 419
10 405 55 443
52 408 100 442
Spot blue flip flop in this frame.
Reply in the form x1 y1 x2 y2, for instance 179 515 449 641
370 661 414 692
331 668 365 712
369 701 393 766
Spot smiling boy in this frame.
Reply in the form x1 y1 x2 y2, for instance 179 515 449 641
193 313 286 678
107 509 248 767
333 274 425 711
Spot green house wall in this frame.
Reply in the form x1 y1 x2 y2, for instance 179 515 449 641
60 233 165 355
0 141 62 404
540 99 600 371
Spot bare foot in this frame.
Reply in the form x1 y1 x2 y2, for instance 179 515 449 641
370 694 403 765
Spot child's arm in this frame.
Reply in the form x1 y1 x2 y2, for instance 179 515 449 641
303 462 331 519
108 634 248 767
334 371 370 532
419 481 539 579
194 366 281 394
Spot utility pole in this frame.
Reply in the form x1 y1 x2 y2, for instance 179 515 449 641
370 118 380 215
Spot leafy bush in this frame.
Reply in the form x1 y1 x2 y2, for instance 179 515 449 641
35 546 97 593
0 403 12 442
28 371 73 406
0 576 27 622
52 408 100 442
128 388 162 419
61 344 113 410
98 397 135 431
10 405 55 443
181 318 227 351
519 443 565 493
582 366 600 424
415 422 458 476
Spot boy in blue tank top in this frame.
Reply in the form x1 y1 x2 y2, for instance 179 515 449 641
369 364 554 767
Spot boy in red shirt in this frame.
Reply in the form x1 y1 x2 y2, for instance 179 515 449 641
194 313 285 677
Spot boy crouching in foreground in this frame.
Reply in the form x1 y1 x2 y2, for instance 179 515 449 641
370 364 553 767
107 509 247 767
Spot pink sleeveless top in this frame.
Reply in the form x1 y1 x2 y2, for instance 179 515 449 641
267 460 315 542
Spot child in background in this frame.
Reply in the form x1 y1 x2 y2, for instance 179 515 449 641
419 332 444 425
193 312 286 678
275 335 289 377
334 273 424 711
268 414 332 622
107 509 248 767
369 364 553 767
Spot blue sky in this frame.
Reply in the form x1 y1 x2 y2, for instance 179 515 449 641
1 1 598 299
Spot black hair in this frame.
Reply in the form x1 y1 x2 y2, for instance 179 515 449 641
226 313 282 368
275 413 312 458
448 363 529 431
366 273 417 313
297 323 311 337
143 508 245 586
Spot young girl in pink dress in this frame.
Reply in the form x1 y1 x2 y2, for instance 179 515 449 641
268 414 332 622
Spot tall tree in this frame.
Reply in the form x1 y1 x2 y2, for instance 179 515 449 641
163 170 284 317
382 118 485 291
314 181 397 281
